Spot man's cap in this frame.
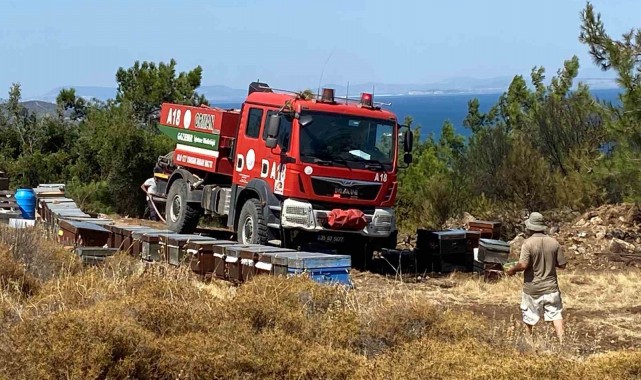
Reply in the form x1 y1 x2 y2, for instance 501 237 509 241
525 212 547 232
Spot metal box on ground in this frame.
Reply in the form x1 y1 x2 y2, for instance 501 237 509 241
478 238 510 264
46 201 81 213
418 230 467 255
33 184 65 200
224 245 295 281
254 251 279 276
50 209 90 233
119 226 159 254
75 247 118 266
185 241 217 276
75 247 119 257
463 230 481 252
106 224 132 250
416 230 467 273
207 241 244 279
122 227 159 256
58 220 111 247
159 234 219 266
252 247 297 277
468 220 501 239
285 252 352 286
221 244 261 282
183 240 244 276
65 217 113 225
140 231 176 261
41 198 76 222
108 225 153 252
130 228 166 257
270 252 308 277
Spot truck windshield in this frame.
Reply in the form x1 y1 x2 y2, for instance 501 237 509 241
299 111 396 170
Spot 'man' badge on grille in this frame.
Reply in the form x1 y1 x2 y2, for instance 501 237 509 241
334 187 359 197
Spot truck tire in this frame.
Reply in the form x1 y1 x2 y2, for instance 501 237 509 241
166 178 201 233
237 199 268 245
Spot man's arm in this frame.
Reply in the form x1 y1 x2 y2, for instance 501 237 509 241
140 184 148 193
556 244 567 269
507 243 530 276
506 260 528 276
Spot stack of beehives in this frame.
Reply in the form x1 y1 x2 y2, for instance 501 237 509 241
0 172 21 224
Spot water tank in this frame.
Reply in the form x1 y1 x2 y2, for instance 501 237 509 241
15 188 36 220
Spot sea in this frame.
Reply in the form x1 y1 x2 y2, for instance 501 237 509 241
216 88 622 140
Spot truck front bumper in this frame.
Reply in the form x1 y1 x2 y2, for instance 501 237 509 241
279 199 396 238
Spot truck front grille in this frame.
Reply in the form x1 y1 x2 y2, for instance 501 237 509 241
311 177 381 201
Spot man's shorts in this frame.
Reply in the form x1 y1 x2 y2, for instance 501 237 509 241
520 291 563 325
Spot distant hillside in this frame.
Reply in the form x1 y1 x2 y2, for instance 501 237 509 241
33 86 117 103
21 101 57 117
29 85 247 104
26 76 621 104
198 85 247 102
323 77 515 96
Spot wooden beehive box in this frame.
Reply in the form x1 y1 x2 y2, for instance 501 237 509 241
468 220 502 239
58 220 111 247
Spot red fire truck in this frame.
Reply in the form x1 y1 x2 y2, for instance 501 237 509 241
154 82 413 268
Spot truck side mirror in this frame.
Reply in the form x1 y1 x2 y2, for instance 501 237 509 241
403 152 413 164
265 114 281 149
403 129 414 153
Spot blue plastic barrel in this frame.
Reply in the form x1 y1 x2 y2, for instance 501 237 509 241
15 188 36 219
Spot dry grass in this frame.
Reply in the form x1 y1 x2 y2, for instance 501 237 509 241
1 226 641 379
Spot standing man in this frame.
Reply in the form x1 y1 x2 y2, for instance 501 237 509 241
140 176 158 221
506 212 567 342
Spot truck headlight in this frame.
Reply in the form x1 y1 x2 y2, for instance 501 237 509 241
282 199 315 228
372 208 395 234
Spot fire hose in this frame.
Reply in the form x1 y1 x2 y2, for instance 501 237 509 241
149 196 167 224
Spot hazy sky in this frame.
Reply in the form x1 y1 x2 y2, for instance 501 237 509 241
1 0 639 98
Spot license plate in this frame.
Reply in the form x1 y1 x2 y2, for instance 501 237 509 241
317 235 345 243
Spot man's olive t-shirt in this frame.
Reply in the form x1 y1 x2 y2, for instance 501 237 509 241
519 233 567 297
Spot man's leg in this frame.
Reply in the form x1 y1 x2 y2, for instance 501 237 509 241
520 292 540 342
552 319 564 343
543 291 564 343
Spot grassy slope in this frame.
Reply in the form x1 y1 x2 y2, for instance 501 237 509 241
1 225 640 380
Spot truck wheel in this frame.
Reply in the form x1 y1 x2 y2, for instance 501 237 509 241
237 199 268 245
166 178 201 233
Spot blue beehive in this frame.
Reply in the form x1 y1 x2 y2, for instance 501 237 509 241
273 252 352 286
